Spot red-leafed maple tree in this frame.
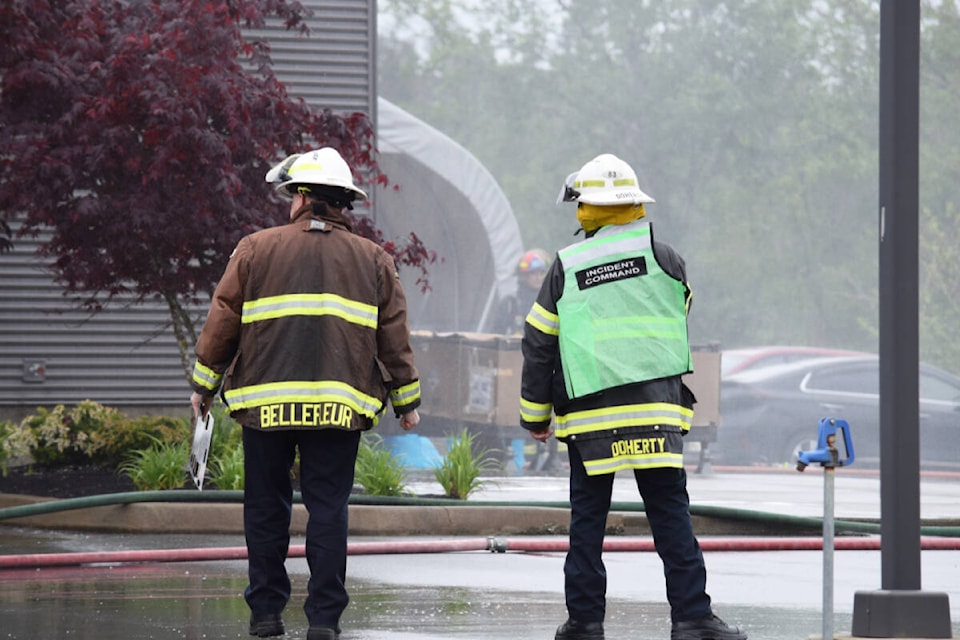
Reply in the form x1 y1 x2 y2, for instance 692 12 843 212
0 0 434 372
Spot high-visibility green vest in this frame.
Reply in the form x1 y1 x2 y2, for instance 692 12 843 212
556 220 691 399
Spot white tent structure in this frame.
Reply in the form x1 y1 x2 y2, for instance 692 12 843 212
373 98 524 333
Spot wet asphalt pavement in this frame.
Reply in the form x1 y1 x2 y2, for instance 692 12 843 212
1 469 959 639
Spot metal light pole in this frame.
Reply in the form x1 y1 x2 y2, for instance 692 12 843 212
851 2 953 636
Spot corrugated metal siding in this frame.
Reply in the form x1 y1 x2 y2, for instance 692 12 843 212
0 226 197 414
248 0 376 114
0 0 376 418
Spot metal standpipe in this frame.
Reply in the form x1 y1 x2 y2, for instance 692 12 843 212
823 460 836 640
797 417 856 640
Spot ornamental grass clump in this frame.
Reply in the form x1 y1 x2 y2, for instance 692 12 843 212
354 433 409 497
434 429 501 500
209 445 245 490
205 403 245 489
119 436 190 491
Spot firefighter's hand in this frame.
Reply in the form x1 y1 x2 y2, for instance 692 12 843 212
191 392 213 419
399 409 420 431
530 427 552 443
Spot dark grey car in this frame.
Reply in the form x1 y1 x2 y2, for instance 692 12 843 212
714 355 960 470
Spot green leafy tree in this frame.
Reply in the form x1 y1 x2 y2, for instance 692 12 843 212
0 0 433 373
918 2 960 373
379 0 903 357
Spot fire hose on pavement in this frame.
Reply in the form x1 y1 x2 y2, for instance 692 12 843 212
1 491 959 569
2 534 960 570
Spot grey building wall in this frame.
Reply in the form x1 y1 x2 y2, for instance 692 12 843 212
245 0 376 114
0 0 376 421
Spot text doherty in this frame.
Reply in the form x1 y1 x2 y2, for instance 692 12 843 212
610 437 666 458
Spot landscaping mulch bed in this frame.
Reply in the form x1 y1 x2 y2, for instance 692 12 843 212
0 465 137 499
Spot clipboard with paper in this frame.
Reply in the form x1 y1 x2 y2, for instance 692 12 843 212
189 411 214 490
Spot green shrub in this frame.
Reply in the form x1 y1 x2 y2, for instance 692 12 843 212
5 401 122 467
434 429 501 500
209 444 245 490
2 401 192 469
119 436 190 491
90 414 191 467
203 403 245 490
354 433 409 497
0 420 16 475
207 402 242 460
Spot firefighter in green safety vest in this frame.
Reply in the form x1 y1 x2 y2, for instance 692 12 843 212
520 153 747 640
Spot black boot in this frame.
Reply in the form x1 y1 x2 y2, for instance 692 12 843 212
248 613 284 637
671 613 746 640
306 626 340 640
555 618 605 640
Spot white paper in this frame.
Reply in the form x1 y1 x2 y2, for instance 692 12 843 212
189 412 214 490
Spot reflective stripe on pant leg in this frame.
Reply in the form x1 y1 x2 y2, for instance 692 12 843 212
635 467 712 622
298 428 361 628
564 442 613 624
243 427 297 616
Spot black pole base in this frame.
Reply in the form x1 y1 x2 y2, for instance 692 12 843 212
852 590 953 638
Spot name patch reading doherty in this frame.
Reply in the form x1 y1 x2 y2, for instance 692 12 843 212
575 257 647 290
260 403 354 428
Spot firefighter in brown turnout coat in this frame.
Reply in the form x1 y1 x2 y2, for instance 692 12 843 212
190 148 421 640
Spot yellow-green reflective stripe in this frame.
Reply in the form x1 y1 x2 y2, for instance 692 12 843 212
242 294 378 328
584 453 683 475
521 397 552 421
526 303 559 336
592 316 687 341
224 380 382 417
290 160 324 175
192 361 221 391
391 381 421 405
559 223 650 269
574 178 637 189
555 403 693 437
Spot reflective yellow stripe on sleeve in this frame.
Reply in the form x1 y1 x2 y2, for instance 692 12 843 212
391 380 422 408
520 396 553 423
525 302 559 336
192 361 222 393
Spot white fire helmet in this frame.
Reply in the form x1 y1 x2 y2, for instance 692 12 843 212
265 147 368 200
570 153 654 206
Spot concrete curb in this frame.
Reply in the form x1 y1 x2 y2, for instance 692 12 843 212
0 493 579 536
0 493 839 537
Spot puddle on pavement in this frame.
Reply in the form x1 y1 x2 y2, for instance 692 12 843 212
0 561 851 640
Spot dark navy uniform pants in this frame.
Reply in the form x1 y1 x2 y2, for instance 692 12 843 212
565 443 713 624
242 426 361 628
